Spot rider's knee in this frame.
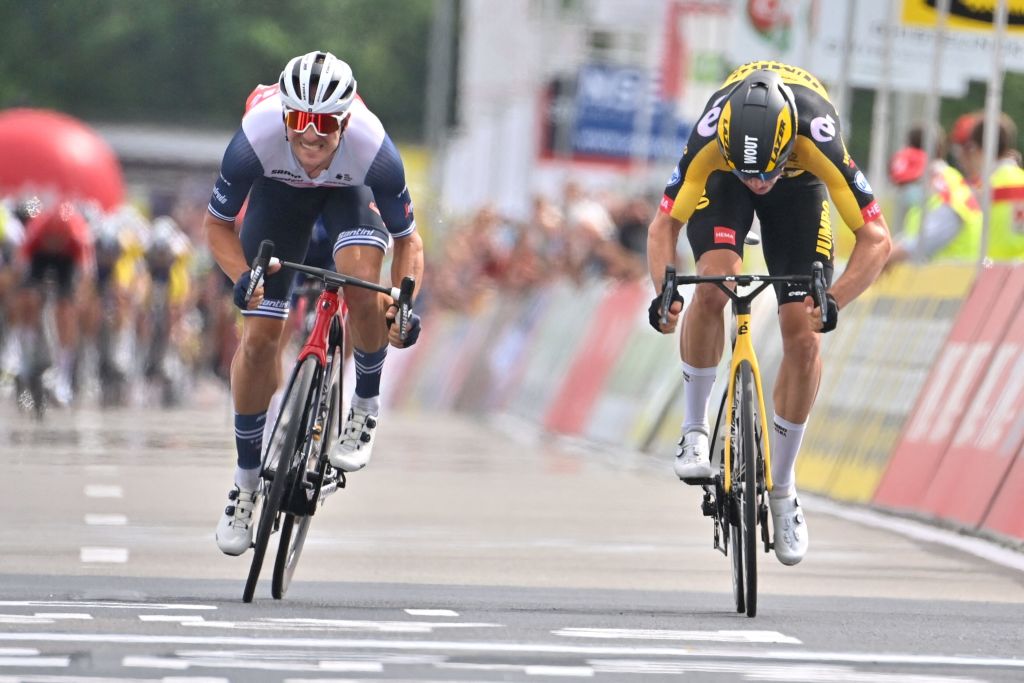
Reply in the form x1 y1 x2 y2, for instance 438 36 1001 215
342 283 380 315
782 328 820 367
238 327 279 364
690 283 729 314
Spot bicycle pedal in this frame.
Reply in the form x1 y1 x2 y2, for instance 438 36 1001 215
681 476 715 486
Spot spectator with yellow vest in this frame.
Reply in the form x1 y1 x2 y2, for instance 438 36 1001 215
959 112 1024 261
886 124 982 266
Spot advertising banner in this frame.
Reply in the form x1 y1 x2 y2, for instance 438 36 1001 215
873 266 1013 510
919 268 1024 525
801 264 976 502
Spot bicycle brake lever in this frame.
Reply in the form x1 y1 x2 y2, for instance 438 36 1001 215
397 276 416 343
811 261 827 327
244 240 275 306
660 265 677 327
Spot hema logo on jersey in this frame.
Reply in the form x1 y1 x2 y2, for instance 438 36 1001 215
714 226 736 245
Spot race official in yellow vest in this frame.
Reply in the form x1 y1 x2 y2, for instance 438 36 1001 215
886 145 982 265
960 113 1024 261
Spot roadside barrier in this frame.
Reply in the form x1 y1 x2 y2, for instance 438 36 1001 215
386 262 1024 544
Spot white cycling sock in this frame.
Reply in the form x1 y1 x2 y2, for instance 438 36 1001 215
234 465 260 493
352 393 380 417
771 415 806 497
681 361 717 435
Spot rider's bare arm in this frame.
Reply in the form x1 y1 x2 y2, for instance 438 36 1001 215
830 216 892 310
647 210 684 294
203 212 249 282
390 230 424 299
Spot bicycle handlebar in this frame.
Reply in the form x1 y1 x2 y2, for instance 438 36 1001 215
658 260 830 321
245 240 417 341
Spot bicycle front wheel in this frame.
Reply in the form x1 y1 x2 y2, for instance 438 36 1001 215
272 344 342 599
734 361 758 617
242 358 317 603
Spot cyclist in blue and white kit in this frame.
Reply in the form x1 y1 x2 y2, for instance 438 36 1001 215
208 51 424 556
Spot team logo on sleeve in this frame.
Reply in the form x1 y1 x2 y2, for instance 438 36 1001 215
854 171 873 194
668 167 681 186
811 115 836 143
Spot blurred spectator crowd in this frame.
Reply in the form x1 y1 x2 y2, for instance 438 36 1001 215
427 181 656 312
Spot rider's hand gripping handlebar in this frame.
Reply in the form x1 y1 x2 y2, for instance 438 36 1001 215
243 239 275 307
395 276 416 344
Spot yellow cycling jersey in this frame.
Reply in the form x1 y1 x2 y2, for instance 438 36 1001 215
661 61 882 231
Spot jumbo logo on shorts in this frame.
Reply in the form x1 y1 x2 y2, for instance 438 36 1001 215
714 227 736 245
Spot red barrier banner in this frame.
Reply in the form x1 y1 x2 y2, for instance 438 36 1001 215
873 266 1013 510
543 281 648 435
982 445 1024 541
919 266 1024 525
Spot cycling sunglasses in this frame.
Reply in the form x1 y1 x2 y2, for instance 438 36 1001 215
284 109 349 137
732 165 785 183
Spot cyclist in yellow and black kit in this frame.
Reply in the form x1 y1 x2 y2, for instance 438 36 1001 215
647 61 892 566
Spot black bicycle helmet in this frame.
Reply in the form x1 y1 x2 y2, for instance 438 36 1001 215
716 70 798 180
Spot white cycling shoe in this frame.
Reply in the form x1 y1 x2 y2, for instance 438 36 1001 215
215 486 258 556
769 491 809 565
674 429 713 480
329 407 379 472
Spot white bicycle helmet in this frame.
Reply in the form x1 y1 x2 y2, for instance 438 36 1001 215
278 51 357 115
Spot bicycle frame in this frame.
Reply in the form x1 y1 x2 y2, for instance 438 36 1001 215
720 288 773 495
296 286 344 368
661 264 827 494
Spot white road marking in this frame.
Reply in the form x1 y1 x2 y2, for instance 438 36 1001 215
123 655 384 673
316 661 384 672
0 656 70 667
140 615 207 623
526 665 594 677
0 616 54 625
0 649 38 656
589 659 984 682
404 609 459 617
0 600 215 610
554 628 802 644
5 633 1023 671
83 484 123 498
188 618 499 634
84 513 128 526
79 547 129 563
33 613 92 620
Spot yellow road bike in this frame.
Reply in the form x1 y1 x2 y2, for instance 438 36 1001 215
659 262 827 617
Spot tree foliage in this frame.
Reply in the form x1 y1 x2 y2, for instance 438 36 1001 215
0 0 434 140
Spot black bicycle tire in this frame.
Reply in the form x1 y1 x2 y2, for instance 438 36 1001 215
738 361 758 617
242 358 317 603
272 345 341 598
724 372 744 614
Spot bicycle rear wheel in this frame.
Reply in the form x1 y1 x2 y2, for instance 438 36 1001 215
735 361 758 617
272 344 342 599
242 358 317 603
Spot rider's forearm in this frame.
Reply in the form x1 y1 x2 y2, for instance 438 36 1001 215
203 212 248 282
390 231 424 299
831 217 892 309
646 211 683 293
